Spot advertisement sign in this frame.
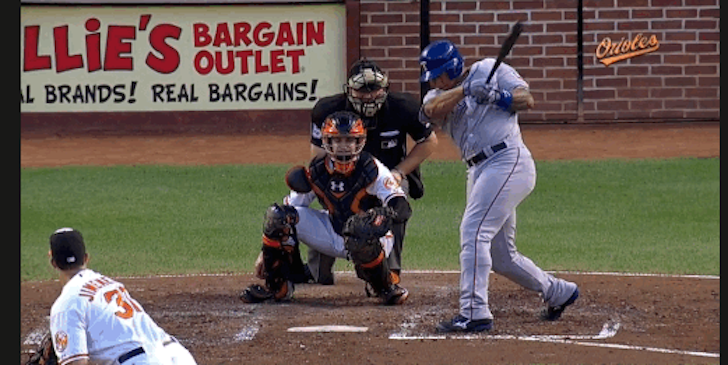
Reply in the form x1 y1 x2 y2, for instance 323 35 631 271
21 5 346 112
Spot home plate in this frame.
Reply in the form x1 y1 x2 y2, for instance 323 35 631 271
287 325 369 333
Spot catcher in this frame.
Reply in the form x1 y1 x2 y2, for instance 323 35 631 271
240 111 412 305
307 59 438 286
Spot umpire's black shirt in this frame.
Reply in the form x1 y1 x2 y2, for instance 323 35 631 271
310 92 433 170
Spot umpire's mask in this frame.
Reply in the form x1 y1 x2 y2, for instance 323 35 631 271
344 59 389 118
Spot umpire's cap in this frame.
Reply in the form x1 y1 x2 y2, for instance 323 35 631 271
50 228 86 270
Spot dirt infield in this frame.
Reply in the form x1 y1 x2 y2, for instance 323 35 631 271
20 272 721 364
20 122 720 364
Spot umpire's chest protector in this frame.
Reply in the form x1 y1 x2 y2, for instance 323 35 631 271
308 152 379 234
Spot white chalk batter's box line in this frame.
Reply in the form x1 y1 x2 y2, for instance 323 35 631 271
390 321 720 359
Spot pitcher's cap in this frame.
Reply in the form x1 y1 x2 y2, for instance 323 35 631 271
49 228 86 270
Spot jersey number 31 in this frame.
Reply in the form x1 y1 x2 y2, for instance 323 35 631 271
103 287 142 319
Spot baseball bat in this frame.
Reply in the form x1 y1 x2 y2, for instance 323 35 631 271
485 20 524 84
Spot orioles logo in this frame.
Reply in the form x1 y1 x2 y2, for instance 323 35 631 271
55 331 69 352
383 176 398 190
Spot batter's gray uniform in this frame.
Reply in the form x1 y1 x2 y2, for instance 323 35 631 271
420 58 578 321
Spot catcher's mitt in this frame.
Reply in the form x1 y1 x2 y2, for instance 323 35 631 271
343 207 395 264
343 206 395 241
25 332 58 365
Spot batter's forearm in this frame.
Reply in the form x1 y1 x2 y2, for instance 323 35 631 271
423 87 466 122
394 133 438 175
510 87 535 112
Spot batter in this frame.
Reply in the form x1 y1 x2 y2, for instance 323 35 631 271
418 39 579 333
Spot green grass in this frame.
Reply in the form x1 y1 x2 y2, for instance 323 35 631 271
21 158 719 281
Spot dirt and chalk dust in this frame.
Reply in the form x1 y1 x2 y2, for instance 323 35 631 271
21 122 719 364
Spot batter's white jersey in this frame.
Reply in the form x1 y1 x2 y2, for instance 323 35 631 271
50 269 197 365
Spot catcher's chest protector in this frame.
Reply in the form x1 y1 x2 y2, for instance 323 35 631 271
309 152 379 234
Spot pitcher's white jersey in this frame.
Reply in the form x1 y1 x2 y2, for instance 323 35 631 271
50 269 196 365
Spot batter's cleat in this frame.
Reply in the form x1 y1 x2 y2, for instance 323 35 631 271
542 287 580 321
436 314 493 333
381 284 409 305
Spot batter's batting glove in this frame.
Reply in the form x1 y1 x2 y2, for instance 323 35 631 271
463 80 513 111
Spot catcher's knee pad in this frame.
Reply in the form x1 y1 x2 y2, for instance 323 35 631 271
263 203 299 241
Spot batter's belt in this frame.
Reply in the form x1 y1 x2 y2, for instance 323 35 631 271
465 141 508 167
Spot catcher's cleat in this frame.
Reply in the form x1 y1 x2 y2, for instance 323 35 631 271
436 314 493 333
380 284 409 305
239 284 274 303
542 287 580 321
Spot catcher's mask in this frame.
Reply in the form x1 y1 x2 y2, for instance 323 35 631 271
322 111 366 175
344 59 389 118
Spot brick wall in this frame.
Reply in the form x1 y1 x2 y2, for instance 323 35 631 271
359 0 719 123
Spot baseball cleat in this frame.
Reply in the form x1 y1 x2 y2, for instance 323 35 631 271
542 287 580 321
381 284 409 305
239 284 273 303
436 314 493 333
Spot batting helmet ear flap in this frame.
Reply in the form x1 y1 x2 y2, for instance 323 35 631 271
285 165 312 193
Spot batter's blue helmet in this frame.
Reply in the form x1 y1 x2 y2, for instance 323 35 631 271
419 39 464 82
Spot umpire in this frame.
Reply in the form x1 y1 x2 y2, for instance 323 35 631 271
307 59 438 285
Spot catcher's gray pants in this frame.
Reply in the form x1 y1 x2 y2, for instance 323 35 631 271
293 206 394 263
460 145 577 321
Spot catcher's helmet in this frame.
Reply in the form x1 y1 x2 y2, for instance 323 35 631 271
419 39 464 83
321 111 366 175
344 59 389 118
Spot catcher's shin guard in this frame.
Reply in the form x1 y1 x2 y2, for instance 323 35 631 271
344 209 407 305
354 253 409 305
245 236 296 302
